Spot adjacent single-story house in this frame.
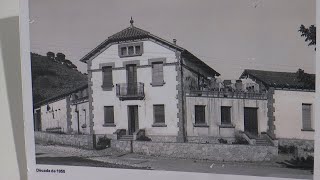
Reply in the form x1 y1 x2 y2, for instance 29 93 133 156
240 69 315 150
34 84 90 134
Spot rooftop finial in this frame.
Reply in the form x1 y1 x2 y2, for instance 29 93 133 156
130 17 134 27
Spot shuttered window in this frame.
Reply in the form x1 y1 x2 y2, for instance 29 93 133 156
102 66 113 88
152 62 164 86
221 106 231 124
195 105 206 124
302 104 312 130
154 105 165 124
104 106 114 124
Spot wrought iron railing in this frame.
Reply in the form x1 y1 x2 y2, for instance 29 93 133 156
116 82 145 100
187 90 267 100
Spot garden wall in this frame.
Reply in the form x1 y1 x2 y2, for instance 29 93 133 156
111 140 278 162
34 131 94 149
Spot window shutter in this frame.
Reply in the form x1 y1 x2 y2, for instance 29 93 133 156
104 106 114 124
102 66 113 87
195 105 205 124
221 107 231 124
154 105 165 123
302 104 312 129
152 62 164 85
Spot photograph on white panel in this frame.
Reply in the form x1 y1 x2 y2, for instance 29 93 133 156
29 0 315 178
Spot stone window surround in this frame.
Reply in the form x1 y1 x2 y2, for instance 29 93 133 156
103 106 115 127
100 62 115 91
221 106 232 126
152 104 167 127
149 58 166 87
301 103 314 131
193 105 209 127
122 60 140 67
103 123 116 127
118 42 144 58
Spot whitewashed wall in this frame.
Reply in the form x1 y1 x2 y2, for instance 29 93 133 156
40 98 68 133
273 90 315 140
70 102 90 134
186 97 268 138
90 40 179 136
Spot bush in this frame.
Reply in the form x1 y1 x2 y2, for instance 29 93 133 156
136 135 151 141
279 145 296 154
218 138 228 144
232 134 249 145
96 136 111 150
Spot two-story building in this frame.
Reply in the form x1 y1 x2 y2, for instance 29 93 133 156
80 19 220 142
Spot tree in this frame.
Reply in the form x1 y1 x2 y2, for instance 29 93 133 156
46 51 55 61
296 69 315 89
298 25 316 50
56 52 66 62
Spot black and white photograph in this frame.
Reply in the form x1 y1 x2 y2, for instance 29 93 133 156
29 0 315 179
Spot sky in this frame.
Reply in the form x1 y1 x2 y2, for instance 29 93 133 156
29 0 315 79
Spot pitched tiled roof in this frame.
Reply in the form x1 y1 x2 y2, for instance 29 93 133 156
240 69 315 90
108 26 150 42
79 24 220 76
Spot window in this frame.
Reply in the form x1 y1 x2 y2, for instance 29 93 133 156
195 105 206 124
221 106 231 124
152 62 164 86
104 106 114 124
135 46 141 54
302 104 312 130
153 105 165 124
128 46 134 55
118 42 143 57
121 47 127 56
102 66 113 89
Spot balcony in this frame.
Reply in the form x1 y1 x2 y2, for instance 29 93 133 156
187 90 267 100
116 82 145 100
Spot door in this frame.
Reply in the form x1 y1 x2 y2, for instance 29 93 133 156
34 109 42 131
128 105 139 135
126 64 137 95
244 107 258 136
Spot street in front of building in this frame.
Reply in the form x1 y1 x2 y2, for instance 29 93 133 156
36 144 312 179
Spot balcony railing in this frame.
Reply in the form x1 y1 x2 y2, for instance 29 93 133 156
116 82 145 100
187 89 267 100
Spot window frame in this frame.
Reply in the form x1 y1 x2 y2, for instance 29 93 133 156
152 104 166 127
194 105 207 127
151 62 165 86
103 106 116 127
301 103 313 131
221 106 232 125
118 42 143 58
101 66 113 91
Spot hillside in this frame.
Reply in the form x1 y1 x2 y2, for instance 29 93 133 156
31 53 88 105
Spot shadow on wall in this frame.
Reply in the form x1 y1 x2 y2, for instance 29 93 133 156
0 16 27 180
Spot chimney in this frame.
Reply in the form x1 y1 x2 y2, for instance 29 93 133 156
173 39 177 45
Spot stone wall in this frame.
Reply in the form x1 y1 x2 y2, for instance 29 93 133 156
111 140 278 162
187 136 235 144
35 131 94 149
148 135 177 142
